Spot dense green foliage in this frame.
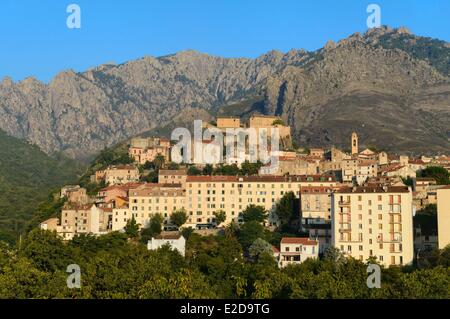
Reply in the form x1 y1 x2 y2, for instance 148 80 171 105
0 130 83 243
0 228 448 299
170 209 188 228
187 161 263 176
241 205 268 223
213 210 227 225
275 192 300 233
418 166 450 185
414 204 438 236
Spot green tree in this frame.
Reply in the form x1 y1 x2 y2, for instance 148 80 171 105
141 213 164 243
153 154 166 170
213 210 227 226
274 192 298 232
414 204 437 238
240 161 263 176
124 216 140 238
248 238 273 261
170 209 188 228
181 227 194 240
187 166 202 176
202 164 214 176
20 229 73 273
238 221 266 249
272 119 285 126
167 162 180 170
418 166 450 185
215 164 240 175
241 205 268 223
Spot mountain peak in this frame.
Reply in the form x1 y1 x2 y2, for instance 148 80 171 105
0 76 15 87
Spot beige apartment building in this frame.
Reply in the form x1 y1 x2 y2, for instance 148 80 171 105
113 183 187 231
158 169 188 186
300 186 334 252
331 186 414 267
259 156 319 176
41 204 113 240
341 158 359 183
184 175 337 227
103 165 140 185
437 186 450 249
108 174 337 232
356 160 378 185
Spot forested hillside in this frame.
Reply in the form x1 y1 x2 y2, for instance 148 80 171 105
0 130 83 243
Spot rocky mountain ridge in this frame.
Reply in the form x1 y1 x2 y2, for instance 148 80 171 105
0 26 449 158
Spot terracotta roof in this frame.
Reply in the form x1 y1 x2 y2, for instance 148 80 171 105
336 186 410 193
186 175 336 183
153 232 183 240
107 164 137 170
272 246 280 253
159 169 187 175
281 237 318 245
416 177 436 182
299 186 333 193
409 159 425 165
380 165 405 173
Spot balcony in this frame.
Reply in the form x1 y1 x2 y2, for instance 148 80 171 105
338 223 352 233
338 201 350 206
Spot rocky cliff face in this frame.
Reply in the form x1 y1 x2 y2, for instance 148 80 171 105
0 26 449 158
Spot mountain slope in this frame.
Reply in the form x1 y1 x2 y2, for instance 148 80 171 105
0 26 449 157
0 130 83 242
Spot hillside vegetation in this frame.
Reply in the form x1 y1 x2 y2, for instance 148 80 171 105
0 130 83 243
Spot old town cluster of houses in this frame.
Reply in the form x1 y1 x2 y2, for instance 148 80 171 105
40 115 450 268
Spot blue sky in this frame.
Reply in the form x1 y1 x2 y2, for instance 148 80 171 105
1 0 449 82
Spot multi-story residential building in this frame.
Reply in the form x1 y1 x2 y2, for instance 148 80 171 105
309 148 325 158
277 237 319 267
129 137 171 164
356 160 378 185
341 158 359 183
43 204 112 240
437 186 450 249
184 175 337 228
102 165 140 185
259 156 319 176
97 182 141 207
116 183 186 230
380 164 416 179
331 186 414 267
158 169 188 186
299 186 334 253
